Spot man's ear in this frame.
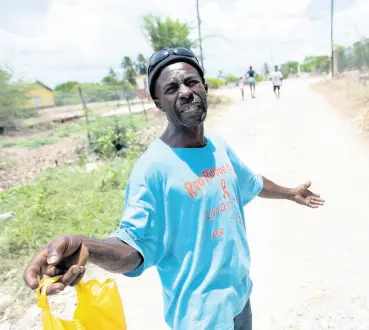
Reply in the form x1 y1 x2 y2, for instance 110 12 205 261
204 82 208 94
154 99 165 112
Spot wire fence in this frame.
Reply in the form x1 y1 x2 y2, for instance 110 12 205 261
0 83 156 135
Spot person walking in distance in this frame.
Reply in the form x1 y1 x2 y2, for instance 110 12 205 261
270 65 283 99
23 47 325 330
237 76 245 100
246 66 256 98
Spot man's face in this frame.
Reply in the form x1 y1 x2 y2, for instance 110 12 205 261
154 62 208 128
275 66 278 71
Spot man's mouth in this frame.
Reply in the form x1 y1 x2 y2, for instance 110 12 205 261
180 102 202 113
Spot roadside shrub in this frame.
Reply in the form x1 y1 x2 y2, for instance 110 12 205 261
225 74 238 84
206 78 225 89
255 73 264 83
0 68 35 134
88 115 144 158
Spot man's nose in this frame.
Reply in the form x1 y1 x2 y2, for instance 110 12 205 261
179 84 193 102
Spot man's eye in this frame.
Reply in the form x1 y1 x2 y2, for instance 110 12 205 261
188 80 199 86
165 87 176 93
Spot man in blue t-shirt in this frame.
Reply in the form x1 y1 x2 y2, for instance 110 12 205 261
24 48 325 330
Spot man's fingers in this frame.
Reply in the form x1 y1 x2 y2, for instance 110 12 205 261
310 196 325 205
47 236 70 266
308 203 319 208
46 282 66 296
47 236 82 266
58 265 84 288
304 181 312 189
44 265 85 295
23 249 47 290
24 263 41 290
43 265 64 277
70 267 86 287
44 265 82 295
307 196 324 208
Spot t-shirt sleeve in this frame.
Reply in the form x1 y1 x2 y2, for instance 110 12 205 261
226 143 264 206
110 168 166 277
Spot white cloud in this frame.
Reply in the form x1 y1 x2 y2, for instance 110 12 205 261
0 0 365 87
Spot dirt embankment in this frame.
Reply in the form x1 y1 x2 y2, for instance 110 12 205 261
312 79 369 135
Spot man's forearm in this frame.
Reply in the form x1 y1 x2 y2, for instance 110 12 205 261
80 236 143 274
259 176 295 200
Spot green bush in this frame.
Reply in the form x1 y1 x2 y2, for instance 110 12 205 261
255 73 264 83
205 78 225 89
225 74 238 84
88 115 145 158
0 68 35 134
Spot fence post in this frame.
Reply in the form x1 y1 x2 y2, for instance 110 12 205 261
121 86 131 113
78 86 92 147
140 96 148 123
113 85 120 108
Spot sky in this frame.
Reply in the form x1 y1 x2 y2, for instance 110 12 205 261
0 0 368 87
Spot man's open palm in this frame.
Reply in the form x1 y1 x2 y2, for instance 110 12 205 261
294 181 325 208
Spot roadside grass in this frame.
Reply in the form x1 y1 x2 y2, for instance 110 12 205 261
0 161 13 169
0 155 139 285
0 113 146 150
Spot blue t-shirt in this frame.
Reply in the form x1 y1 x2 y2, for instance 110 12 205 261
112 134 263 330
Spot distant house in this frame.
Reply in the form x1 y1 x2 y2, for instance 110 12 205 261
26 80 54 108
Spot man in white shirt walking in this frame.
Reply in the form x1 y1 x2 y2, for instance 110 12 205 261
270 66 283 99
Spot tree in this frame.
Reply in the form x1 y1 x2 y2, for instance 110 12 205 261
121 56 136 85
136 54 147 75
54 81 79 92
263 63 270 75
0 68 30 133
281 61 299 76
335 45 346 73
255 73 264 83
101 68 120 85
225 74 238 84
143 14 193 51
300 56 330 73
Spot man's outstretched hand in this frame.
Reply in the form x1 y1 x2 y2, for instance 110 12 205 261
293 181 325 208
23 235 89 295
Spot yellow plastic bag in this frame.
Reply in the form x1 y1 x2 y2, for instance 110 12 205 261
37 276 127 330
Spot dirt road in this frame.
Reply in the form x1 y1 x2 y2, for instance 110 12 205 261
6 79 369 330
215 79 369 329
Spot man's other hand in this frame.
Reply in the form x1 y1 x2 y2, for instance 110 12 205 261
293 181 325 208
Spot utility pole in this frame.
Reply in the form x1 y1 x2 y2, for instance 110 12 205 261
196 0 205 73
330 0 334 77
